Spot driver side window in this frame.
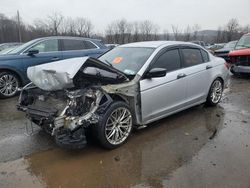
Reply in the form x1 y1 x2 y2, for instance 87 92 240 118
29 39 59 53
152 49 181 72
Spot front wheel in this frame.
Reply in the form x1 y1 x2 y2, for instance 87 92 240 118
206 78 223 106
0 72 20 99
96 101 133 149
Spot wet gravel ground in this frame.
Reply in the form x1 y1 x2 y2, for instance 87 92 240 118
0 75 250 188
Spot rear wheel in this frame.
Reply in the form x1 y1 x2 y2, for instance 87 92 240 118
96 101 133 149
206 78 223 106
0 72 20 99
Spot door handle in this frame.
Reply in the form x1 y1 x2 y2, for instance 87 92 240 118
51 57 60 61
177 73 186 79
206 65 213 69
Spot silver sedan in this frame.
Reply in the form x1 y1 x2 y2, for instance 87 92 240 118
18 41 229 149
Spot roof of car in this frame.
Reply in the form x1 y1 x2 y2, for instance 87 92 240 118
33 36 102 42
120 41 197 48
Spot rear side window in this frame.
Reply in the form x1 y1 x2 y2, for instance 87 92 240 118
182 48 203 67
152 49 181 72
62 39 85 51
83 41 97 49
201 49 210 62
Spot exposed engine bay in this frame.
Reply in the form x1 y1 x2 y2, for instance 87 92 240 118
18 57 141 149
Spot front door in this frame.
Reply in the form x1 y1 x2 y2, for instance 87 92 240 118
140 48 188 124
20 39 62 77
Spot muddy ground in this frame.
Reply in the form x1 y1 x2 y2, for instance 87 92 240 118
0 76 249 188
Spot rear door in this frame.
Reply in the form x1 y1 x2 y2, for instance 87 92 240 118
140 48 188 124
61 39 104 59
180 47 211 104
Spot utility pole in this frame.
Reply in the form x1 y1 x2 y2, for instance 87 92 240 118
17 10 22 42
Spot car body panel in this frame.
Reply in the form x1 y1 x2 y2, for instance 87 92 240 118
140 69 187 124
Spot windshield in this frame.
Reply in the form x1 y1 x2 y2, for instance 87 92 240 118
99 47 155 75
9 39 39 54
235 35 250 49
224 41 237 49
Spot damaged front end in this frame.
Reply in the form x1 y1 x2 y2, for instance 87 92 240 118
17 57 137 149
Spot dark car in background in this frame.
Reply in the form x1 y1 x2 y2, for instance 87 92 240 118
208 43 225 51
0 36 109 98
229 33 250 75
0 43 22 51
214 40 237 62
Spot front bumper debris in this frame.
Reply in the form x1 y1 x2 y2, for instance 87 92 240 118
54 127 87 149
231 65 250 74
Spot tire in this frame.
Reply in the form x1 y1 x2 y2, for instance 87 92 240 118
0 71 20 99
96 101 133 149
206 78 223 106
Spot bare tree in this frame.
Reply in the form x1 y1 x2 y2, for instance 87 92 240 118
192 24 201 40
131 22 140 42
47 12 64 35
140 20 158 41
226 18 239 41
61 18 77 36
171 25 181 41
240 25 250 34
105 24 115 43
163 29 170 40
75 18 93 37
116 19 128 44
183 25 191 41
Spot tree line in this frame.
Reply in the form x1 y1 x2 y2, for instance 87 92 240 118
0 12 249 44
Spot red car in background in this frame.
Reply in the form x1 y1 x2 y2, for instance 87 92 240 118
228 33 250 75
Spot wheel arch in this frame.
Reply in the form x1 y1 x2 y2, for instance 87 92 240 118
214 76 224 88
109 94 129 104
0 68 25 86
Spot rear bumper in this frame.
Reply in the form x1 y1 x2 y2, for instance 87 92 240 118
231 65 250 74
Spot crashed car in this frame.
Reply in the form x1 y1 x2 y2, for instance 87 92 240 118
228 33 250 75
18 41 229 149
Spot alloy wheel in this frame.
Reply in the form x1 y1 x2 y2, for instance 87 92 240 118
0 73 19 97
210 80 223 104
105 107 132 145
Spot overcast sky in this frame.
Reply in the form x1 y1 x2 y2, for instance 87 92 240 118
1 0 250 33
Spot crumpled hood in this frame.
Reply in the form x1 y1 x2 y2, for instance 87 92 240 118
27 57 88 91
27 57 128 91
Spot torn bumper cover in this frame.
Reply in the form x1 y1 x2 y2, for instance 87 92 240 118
18 57 131 149
18 86 112 149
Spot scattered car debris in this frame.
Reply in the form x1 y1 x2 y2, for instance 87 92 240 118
209 129 218 140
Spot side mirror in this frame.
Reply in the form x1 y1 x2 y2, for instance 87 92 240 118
145 68 167 79
27 49 39 56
